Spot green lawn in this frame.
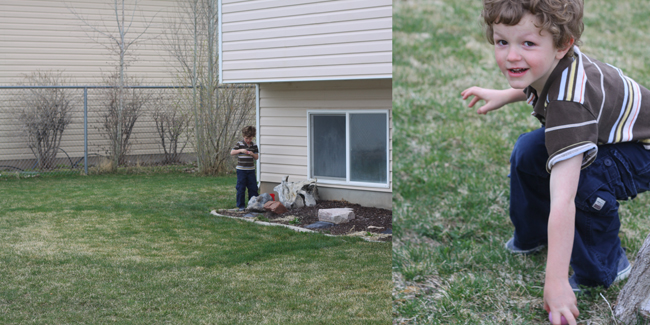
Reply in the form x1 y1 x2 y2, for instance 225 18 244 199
0 171 391 324
393 0 650 324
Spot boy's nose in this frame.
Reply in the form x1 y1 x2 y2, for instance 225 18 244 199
506 47 522 61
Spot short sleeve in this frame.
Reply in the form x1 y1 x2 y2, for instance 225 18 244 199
544 101 599 172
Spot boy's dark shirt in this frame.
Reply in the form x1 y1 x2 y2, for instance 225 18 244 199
232 140 258 170
524 46 650 172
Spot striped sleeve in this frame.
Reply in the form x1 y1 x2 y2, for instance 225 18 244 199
544 101 598 172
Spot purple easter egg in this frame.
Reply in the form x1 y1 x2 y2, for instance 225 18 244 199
548 312 568 324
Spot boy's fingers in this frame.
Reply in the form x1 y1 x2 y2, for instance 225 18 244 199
477 104 491 114
571 304 579 317
564 311 577 325
468 97 480 108
461 88 477 99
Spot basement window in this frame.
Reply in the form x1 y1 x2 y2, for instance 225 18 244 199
308 110 389 187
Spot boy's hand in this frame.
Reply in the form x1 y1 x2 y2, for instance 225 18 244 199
544 278 579 325
461 87 527 114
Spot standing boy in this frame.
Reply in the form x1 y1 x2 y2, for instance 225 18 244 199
461 0 648 324
231 126 259 211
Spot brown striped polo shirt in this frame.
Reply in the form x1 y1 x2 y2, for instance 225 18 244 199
232 140 258 170
524 46 650 173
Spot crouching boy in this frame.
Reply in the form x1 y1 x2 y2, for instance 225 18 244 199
461 0 648 323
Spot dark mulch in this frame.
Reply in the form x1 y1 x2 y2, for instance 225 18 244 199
217 200 392 241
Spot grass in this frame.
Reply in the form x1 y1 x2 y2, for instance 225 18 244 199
393 0 650 324
0 170 391 324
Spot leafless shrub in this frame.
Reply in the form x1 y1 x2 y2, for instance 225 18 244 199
152 96 191 164
209 84 255 173
17 71 74 170
96 72 150 166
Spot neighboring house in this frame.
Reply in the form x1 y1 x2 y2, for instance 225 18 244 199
0 0 185 166
219 0 392 209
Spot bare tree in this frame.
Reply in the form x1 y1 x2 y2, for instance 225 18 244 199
68 0 157 171
96 72 149 166
163 0 255 175
17 71 74 170
614 234 650 324
152 95 191 164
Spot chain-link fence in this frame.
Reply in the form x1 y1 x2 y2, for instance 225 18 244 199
0 85 254 175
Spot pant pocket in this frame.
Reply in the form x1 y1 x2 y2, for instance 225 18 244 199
575 155 627 214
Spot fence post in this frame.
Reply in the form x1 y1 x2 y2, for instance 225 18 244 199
84 87 88 175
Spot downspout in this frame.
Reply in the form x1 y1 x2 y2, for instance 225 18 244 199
217 0 223 84
256 83 260 188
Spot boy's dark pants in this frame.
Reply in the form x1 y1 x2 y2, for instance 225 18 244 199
510 127 650 287
236 169 258 209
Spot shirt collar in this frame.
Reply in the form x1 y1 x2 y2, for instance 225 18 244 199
526 51 576 114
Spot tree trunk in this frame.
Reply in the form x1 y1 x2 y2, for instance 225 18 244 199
614 233 650 324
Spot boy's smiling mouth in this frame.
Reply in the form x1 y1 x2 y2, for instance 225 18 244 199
509 68 529 74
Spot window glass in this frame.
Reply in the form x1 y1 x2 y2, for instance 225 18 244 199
349 113 387 183
311 115 346 179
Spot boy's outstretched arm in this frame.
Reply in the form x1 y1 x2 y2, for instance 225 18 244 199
461 87 527 114
544 154 583 325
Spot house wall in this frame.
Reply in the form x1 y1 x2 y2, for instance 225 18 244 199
220 0 392 83
0 0 182 85
257 79 392 209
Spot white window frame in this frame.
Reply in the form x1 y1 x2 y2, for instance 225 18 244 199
307 109 390 188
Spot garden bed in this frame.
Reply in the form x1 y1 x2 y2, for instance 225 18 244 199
216 200 392 242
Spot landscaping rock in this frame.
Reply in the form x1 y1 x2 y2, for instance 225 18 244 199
264 201 288 214
247 193 273 212
381 228 392 235
273 176 318 209
305 221 335 229
318 208 355 224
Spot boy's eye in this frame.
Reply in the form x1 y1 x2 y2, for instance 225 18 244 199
496 40 508 46
524 41 535 47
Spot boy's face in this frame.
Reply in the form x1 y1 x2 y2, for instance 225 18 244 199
492 13 571 92
244 136 253 145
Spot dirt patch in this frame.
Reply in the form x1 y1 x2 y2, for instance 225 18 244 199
216 200 392 242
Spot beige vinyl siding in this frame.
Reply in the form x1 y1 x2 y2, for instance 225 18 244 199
0 0 182 85
220 0 392 83
258 79 392 192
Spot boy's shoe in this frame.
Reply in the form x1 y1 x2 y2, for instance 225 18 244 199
569 252 632 294
613 252 632 283
568 275 585 294
504 237 545 255
238 208 245 211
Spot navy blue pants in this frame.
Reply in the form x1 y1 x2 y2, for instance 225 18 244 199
236 169 258 209
509 127 650 287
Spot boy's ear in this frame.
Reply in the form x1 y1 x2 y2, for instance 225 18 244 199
556 37 575 59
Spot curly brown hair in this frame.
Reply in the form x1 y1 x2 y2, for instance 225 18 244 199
242 126 256 138
482 0 583 58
